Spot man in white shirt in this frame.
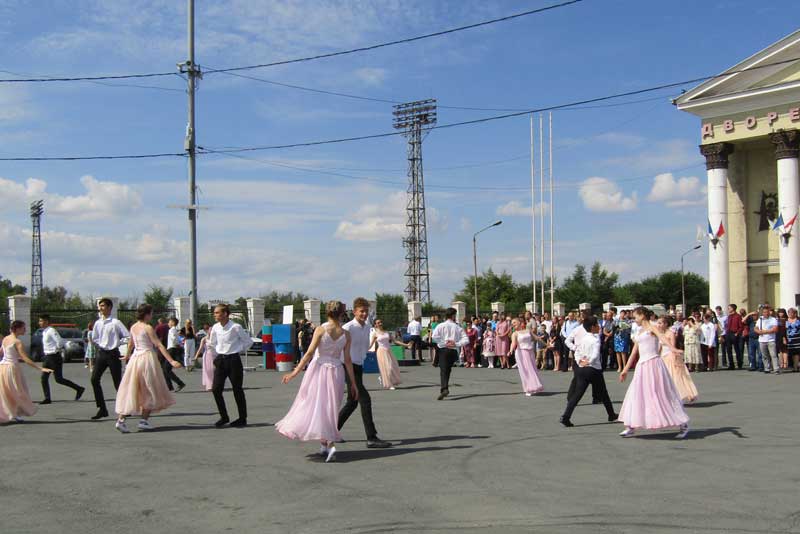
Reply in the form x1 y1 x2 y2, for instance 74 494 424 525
208 303 253 427
754 305 781 374
90 298 129 419
407 316 423 362
337 297 390 448
162 317 186 392
560 317 617 427
38 314 85 404
564 311 602 404
432 307 469 401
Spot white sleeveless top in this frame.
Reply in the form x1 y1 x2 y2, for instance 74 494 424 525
0 340 21 365
516 331 535 351
637 331 661 362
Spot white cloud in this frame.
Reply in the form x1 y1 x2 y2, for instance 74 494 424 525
0 175 142 220
354 67 387 86
0 86 35 122
496 200 550 217
647 173 706 207
578 177 638 212
334 190 446 241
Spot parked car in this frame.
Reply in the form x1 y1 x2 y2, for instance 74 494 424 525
30 325 86 363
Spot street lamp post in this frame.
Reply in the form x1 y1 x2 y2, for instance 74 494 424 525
681 244 702 314
473 220 503 318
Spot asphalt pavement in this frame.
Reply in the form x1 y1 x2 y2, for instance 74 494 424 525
4 360 799 534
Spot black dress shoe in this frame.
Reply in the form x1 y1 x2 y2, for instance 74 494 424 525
437 393 445 401
39 399 52 405
367 438 391 448
230 418 247 428
75 387 85 401
608 413 619 422
91 408 109 420
214 417 230 428
559 417 574 427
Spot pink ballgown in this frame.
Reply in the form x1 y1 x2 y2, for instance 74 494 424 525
514 331 544 394
276 324 346 443
375 332 401 389
201 339 216 391
115 326 175 416
0 341 37 423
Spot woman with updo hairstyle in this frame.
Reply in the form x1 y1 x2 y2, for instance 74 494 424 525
0 321 53 423
277 300 358 463
617 307 691 439
113 304 182 433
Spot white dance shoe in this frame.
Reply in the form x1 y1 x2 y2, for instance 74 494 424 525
115 420 130 434
137 419 154 431
325 446 337 463
675 424 690 439
619 428 635 438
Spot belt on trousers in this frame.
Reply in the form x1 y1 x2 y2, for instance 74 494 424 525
44 352 60 358
217 352 240 358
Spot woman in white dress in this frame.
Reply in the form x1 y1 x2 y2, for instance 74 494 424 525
369 318 406 390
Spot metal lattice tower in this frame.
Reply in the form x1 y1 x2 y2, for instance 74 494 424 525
30 200 44 299
392 99 436 304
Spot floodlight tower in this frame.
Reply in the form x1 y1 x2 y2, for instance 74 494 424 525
30 200 44 299
392 99 437 304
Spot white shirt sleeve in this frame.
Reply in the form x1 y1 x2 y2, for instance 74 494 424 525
238 325 253 351
51 328 64 350
455 325 469 348
116 319 130 340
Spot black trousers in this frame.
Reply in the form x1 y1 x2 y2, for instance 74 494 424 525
337 364 378 440
562 366 615 421
41 353 82 400
567 360 602 403
436 347 458 393
164 348 186 390
409 335 423 360
724 332 743 369
91 348 122 409
212 354 247 420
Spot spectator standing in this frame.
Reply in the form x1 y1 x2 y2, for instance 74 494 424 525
683 318 702 372
785 308 800 372
725 304 744 370
744 309 763 371
183 320 196 371
754 306 780 374
699 313 719 371
776 308 789 370
164 318 186 392
407 316 423 362
84 320 97 371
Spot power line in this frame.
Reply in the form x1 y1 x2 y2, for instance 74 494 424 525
0 71 178 83
204 1 585 74
0 152 186 162
0 69 184 92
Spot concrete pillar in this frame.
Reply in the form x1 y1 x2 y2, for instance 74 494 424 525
407 301 421 323
367 299 377 323
701 142 734 312
603 302 614 312
303 299 321 326
246 298 265 337
173 296 190 325
96 296 120 319
675 304 685 316
770 130 800 309
553 302 566 317
525 301 538 314
451 301 466 324
8 295 31 350
579 302 592 313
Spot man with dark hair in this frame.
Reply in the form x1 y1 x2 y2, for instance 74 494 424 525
164 317 186 392
38 315 84 404
431 307 468 401
560 317 617 427
408 316 423 361
725 303 744 370
90 298 129 419
208 304 252 427
338 297 390 448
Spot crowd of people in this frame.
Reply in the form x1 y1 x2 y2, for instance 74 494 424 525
2 295 797 461
415 302 800 375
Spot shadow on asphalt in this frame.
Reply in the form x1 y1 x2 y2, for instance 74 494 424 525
398 384 440 390
309 444 474 463
633 426 745 440
685 401 733 408
447 391 565 400
153 422 274 432
393 434 490 446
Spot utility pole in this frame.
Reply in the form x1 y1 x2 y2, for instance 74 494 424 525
179 0 201 325
30 200 44 299
393 99 436 304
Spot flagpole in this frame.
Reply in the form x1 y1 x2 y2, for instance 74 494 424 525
530 115 537 313
549 111 554 314
539 114 545 311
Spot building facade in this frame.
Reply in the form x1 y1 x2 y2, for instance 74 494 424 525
676 30 800 312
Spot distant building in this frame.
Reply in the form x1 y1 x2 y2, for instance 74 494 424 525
675 30 800 311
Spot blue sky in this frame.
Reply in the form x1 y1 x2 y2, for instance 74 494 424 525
0 0 796 305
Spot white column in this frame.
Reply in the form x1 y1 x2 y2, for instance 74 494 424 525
451 301 466 324
246 298 265 337
303 299 321 326
579 302 592 313
525 301 537 314
603 302 614 312
173 296 190 325
553 302 566 317
95 296 120 319
771 131 800 309
491 302 505 314
367 299 377 323
407 301 422 323
8 295 31 350
701 143 734 311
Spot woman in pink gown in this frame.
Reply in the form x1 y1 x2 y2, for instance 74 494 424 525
657 316 698 403
508 318 544 396
369 319 403 390
114 304 182 433
495 316 511 369
194 325 216 391
618 307 690 439
0 320 53 423
276 301 358 463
